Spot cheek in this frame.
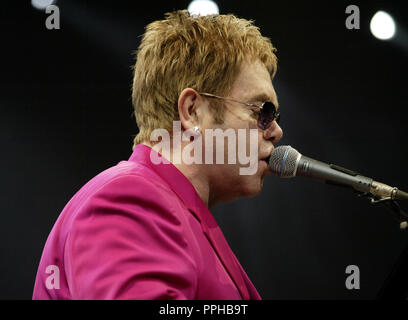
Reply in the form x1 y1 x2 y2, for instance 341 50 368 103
242 128 262 159
257 130 263 148
203 114 260 166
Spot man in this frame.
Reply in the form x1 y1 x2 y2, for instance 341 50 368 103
33 10 283 299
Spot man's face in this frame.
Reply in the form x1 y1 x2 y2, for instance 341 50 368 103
202 59 283 206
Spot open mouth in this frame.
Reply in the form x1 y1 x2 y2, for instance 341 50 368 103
263 155 271 165
260 156 270 165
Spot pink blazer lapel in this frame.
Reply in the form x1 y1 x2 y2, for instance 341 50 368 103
189 208 250 300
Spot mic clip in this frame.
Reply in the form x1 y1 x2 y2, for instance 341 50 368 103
356 192 408 230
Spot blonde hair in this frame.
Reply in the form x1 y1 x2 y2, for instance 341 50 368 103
131 10 277 148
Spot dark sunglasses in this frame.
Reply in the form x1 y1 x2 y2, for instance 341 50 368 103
198 92 280 130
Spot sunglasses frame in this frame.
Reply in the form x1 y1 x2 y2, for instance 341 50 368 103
198 92 280 130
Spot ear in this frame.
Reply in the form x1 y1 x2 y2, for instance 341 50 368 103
178 88 200 131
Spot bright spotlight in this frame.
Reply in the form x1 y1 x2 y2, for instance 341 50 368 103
370 11 396 40
31 0 56 10
187 0 219 16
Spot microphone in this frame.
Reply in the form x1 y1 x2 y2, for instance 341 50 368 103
268 145 408 201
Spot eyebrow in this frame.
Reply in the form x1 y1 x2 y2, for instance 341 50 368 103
248 93 279 109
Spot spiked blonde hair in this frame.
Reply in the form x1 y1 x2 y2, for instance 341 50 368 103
131 10 277 148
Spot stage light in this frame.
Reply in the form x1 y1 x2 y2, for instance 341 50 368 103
187 0 219 16
31 0 56 10
370 11 396 40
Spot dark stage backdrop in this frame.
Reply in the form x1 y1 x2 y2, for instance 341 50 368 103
1 0 407 299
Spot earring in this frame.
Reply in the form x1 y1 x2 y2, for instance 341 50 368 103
190 125 200 142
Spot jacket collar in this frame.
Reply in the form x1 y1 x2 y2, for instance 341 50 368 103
128 144 251 300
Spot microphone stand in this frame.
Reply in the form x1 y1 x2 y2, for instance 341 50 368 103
357 192 408 230
355 192 408 299
377 243 408 300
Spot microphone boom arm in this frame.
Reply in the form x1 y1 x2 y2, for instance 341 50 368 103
270 145 408 230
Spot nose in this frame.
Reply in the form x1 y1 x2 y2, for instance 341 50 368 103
263 120 283 143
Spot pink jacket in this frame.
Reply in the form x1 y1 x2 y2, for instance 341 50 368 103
33 144 261 300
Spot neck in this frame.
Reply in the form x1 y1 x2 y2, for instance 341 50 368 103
173 162 213 208
144 141 214 208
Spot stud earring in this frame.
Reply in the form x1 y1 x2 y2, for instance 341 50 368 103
193 125 200 133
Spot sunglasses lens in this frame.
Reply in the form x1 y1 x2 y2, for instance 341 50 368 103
258 102 277 130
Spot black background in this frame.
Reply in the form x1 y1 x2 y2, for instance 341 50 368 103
1 0 407 299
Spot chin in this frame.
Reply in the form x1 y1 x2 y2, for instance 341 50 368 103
216 165 267 204
240 176 265 199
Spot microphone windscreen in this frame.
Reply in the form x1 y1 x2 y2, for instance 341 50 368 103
268 145 300 177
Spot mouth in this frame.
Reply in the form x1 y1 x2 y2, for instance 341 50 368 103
260 150 273 164
262 155 271 165
259 148 274 172
259 157 269 165
259 156 270 173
